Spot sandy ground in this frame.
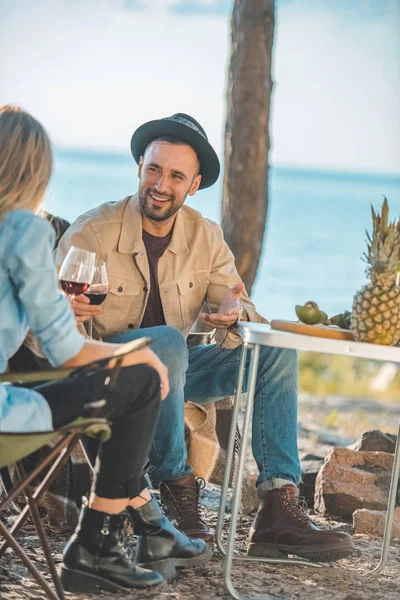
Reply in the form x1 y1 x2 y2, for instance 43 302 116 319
1 484 399 600
1 393 399 600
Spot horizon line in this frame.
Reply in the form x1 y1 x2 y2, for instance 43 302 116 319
55 145 400 183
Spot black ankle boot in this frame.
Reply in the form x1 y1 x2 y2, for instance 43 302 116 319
127 497 212 581
60 505 164 593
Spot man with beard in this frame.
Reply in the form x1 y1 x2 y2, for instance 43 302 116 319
55 113 354 562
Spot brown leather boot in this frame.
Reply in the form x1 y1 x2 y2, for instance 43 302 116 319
247 484 355 562
160 473 214 543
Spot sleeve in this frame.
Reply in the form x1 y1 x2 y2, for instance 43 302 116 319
7 214 85 366
54 218 101 269
205 223 268 349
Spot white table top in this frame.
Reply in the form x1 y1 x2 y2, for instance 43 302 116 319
237 321 400 363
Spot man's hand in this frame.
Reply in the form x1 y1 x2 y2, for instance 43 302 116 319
200 282 245 330
70 294 102 323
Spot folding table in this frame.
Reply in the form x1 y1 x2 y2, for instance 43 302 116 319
216 322 400 600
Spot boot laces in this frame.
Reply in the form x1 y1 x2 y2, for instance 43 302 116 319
176 477 206 520
117 516 135 562
282 491 311 525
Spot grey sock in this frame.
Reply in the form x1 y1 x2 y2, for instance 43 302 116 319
257 478 295 499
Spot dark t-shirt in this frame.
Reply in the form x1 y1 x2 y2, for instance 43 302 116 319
140 229 172 329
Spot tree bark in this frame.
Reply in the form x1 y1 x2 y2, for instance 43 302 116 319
222 0 275 295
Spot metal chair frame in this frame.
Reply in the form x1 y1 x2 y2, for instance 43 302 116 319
0 430 83 600
0 340 149 600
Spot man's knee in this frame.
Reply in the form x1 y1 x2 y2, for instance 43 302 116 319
107 325 188 386
145 326 188 385
259 345 298 374
148 326 188 360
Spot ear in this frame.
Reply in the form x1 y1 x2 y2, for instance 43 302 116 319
188 174 202 196
138 156 144 179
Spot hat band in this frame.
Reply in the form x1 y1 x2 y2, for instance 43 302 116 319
164 116 207 140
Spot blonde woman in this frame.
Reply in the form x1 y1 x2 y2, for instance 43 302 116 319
0 106 210 593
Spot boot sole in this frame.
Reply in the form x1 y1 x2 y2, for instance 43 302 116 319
60 565 164 593
140 543 213 581
247 540 356 563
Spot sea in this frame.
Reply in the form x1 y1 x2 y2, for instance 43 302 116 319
45 149 400 322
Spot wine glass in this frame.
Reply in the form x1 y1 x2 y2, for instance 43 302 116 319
84 260 109 339
59 246 96 297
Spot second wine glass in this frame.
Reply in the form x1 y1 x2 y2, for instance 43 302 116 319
84 260 108 339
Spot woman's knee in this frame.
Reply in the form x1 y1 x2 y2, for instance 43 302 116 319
111 364 161 412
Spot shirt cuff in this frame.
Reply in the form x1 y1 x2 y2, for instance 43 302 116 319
43 324 85 367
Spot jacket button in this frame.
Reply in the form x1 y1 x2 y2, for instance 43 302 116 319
143 286 148 293
189 282 193 288
128 323 134 329
118 286 123 292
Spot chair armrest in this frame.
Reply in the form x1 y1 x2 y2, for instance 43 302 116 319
0 368 74 384
1 337 153 384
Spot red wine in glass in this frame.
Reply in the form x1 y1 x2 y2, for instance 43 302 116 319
84 291 107 305
84 262 108 338
61 280 90 296
59 247 95 298
84 282 108 306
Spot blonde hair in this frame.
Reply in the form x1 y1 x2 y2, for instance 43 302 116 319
0 105 53 219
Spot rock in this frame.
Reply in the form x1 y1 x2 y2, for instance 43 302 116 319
315 431 354 447
298 421 353 447
330 521 353 533
349 430 397 453
314 447 396 518
301 452 326 461
299 455 325 509
353 507 400 538
240 473 259 515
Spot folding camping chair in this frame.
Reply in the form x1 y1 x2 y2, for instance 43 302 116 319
0 337 151 600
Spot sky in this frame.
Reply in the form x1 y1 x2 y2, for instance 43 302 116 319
1 0 399 175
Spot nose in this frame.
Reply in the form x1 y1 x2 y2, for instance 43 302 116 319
154 174 168 194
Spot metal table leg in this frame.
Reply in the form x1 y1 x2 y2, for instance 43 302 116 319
223 343 260 599
216 342 248 556
221 343 322 600
366 419 400 577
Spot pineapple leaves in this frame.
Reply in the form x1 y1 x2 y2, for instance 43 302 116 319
362 197 400 279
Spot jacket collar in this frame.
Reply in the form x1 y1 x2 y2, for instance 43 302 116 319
117 194 189 255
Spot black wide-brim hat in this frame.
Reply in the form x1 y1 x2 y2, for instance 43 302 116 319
130 113 220 189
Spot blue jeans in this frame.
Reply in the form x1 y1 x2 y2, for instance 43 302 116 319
108 326 301 489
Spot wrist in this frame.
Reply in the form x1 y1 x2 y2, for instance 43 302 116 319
227 303 246 333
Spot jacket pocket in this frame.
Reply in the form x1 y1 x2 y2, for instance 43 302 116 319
177 273 208 329
100 276 144 330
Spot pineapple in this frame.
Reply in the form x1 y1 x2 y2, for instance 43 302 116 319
351 198 400 345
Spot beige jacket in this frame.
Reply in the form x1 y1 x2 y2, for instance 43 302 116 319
55 195 268 348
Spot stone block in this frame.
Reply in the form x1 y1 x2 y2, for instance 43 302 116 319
349 430 397 453
353 507 400 538
241 472 259 515
299 455 325 509
314 447 395 518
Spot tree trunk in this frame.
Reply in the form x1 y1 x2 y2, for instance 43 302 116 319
222 0 275 296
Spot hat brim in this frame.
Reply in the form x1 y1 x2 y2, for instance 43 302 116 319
130 119 220 189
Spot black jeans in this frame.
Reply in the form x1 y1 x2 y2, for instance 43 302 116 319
32 364 161 499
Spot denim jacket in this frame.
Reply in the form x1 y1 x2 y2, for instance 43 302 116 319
55 195 268 347
0 210 84 432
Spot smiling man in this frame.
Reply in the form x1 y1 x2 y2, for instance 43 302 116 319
55 113 355 562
